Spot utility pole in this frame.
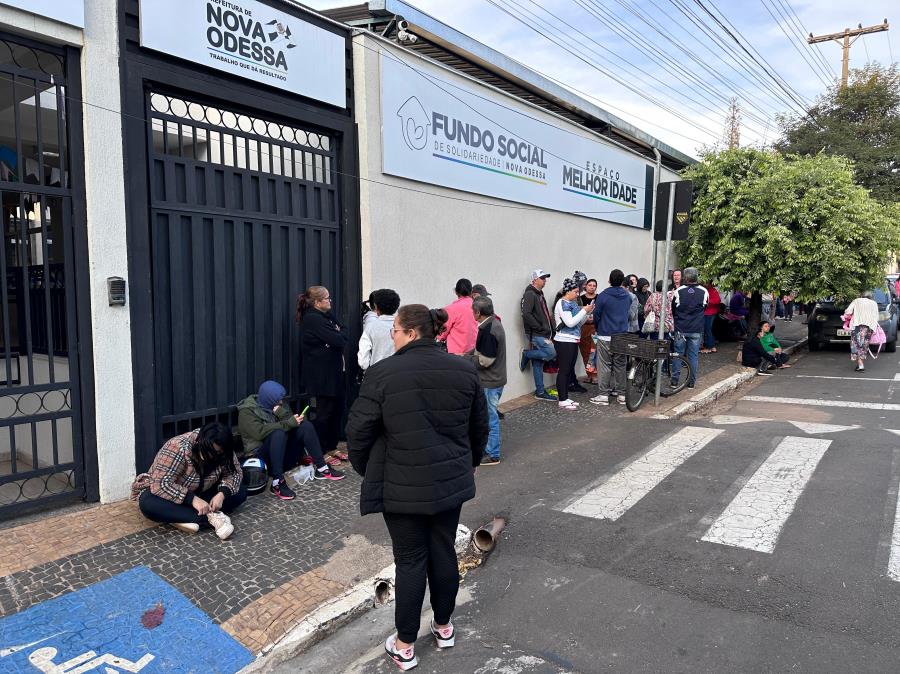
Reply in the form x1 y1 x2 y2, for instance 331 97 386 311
724 97 741 149
808 20 889 87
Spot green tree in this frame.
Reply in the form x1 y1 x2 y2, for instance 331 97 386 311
777 64 900 203
678 148 900 328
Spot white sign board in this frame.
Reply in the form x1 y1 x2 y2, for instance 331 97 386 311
140 0 346 108
381 52 651 226
1 1 84 27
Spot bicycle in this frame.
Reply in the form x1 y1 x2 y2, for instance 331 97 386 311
609 334 693 412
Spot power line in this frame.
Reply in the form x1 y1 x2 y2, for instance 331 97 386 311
689 0 812 112
662 0 809 115
608 0 788 126
574 0 777 134
507 0 735 133
759 0 832 86
775 0 838 78
484 0 726 139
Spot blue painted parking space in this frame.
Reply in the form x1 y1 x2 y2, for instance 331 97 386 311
0 566 253 674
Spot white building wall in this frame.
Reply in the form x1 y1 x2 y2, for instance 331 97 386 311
0 1 135 502
354 35 684 401
81 0 135 502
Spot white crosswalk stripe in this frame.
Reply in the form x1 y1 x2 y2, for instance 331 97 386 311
562 426 722 521
701 436 831 553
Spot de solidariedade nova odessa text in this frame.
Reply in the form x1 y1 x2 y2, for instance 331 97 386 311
431 112 549 184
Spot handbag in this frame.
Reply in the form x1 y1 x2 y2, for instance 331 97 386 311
542 357 559 374
642 310 657 332
870 324 887 345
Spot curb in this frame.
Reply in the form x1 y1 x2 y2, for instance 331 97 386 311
239 564 396 674
650 338 808 420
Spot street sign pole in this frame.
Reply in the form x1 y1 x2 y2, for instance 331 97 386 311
654 183 676 407
650 149 662 293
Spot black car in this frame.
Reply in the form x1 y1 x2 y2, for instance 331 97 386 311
808 287 898 352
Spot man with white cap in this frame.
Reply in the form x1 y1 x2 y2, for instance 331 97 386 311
519 269 557 401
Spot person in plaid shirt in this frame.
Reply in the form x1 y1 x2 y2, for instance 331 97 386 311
131 422 245 540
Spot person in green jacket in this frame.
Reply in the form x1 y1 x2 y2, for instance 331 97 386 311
237 380 344 501
760 321 791 369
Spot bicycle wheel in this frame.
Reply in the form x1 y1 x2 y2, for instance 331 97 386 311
662 354 692 396
625 358 650 411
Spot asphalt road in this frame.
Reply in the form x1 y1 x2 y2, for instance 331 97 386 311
283 343 900 673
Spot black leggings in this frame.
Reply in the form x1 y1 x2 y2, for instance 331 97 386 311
311 394 344 453
383 505 462 644
554 340 580 402
138 484 248 525
258 423 326 479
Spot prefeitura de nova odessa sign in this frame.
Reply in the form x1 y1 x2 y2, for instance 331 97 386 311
140 0 346 108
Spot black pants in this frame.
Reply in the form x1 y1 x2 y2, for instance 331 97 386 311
311 394 343 452
258 423 326 479
383 505 462 643
554 341 580 402
138 483 247 525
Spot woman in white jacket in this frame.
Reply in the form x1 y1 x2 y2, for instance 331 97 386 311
844 290 880 372
357 289 401 372
553 278 594 410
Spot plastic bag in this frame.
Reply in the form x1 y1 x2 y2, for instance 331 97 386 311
289 464 315 485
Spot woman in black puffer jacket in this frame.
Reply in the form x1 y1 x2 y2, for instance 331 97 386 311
347 304 489 671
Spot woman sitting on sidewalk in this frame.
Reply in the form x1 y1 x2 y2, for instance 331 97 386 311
238 380 344 501
759 321 790 368
131 422 245 540
742 323 780 376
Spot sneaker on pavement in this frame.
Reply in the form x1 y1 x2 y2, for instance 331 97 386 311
385 634 418 671
558 399 578 410
314 466 346 481
687 383 695 389
519 349 529 372
271 480 296 500
206 511 234 540
756 370 774 376
534 391 558 402
480 454 500 466
617 395 626 404
171 522 199 534
431 619 455 648
590 395 610 405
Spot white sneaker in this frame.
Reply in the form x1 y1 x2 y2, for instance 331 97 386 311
558 400 577 410
431 619 455 648
207 511 234 541
385 634 418 670
171 522 199 534
617 395 626 404
589 395 610 405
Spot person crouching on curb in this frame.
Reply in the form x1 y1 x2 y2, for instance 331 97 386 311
131 422 245 540
760 321 791 369
237 380 344 501
741 323 780 376
465 296 507 465
347 304 489 671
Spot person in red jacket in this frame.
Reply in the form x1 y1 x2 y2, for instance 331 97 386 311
701 283 721 353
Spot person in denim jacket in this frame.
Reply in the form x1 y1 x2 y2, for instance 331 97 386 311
553 278 594 410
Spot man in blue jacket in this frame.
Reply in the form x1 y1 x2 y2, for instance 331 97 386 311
672 267 709 388
590 269 633 405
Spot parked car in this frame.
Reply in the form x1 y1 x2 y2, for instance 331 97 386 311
808 286 897 352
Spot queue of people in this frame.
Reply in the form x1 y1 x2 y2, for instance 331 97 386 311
129 267 813 670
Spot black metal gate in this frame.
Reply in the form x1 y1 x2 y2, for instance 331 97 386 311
0 35 87 515
146 90 343 449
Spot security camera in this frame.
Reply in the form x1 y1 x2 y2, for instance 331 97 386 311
397 29 418 44
397 19 409 31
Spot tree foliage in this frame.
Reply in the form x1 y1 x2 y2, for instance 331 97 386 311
677 148 900 305
777 64 900 203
